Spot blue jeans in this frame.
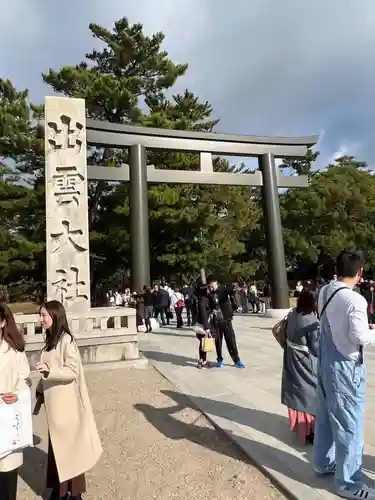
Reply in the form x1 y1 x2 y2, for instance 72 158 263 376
313 362 366 491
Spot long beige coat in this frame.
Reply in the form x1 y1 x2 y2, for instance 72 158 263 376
40 334 102 482
0 340 30 472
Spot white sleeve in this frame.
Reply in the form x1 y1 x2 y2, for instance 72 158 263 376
14 351 31 393
348 296 375 345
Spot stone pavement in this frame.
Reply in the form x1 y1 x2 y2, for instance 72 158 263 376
139 314 375 500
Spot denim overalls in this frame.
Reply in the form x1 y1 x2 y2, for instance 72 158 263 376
313 285 367 492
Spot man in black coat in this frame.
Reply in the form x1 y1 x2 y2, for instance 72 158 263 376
158 285 171 326
182 283 196 327
153 285 171 326
207 276 245 368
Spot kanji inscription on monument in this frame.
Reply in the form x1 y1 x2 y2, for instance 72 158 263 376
47 114 83 152
52 266 89 304
53 166 84 206
50 220 88 253
45 97 90 313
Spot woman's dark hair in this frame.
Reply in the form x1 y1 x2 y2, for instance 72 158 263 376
0 302 25 352
296 290 317 315
40 300 73 351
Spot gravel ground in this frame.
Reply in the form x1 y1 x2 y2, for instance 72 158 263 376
18 366 285 500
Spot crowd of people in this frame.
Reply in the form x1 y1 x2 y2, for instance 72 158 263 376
281 250 375 499
105 280 271 330
0 301 101 500
133 279 246 369
106 281 271 314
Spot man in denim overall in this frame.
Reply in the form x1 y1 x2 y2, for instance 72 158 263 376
313 250 375 498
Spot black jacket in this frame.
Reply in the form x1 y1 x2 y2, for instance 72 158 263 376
157 288 170 308
208 286 235 321
143 291 154 307
182 286 195 305
196 296 210 329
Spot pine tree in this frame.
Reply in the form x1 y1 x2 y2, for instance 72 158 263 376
0 80 45 299
42 17 261 291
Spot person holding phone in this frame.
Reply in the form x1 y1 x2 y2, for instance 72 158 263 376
0 303 30 500
207 277 245 368
36 300 102 500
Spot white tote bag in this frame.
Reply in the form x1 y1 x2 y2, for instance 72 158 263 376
0 389 33 460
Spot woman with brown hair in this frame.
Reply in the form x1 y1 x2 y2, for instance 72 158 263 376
281 289 320 444
36 300 102 500
0 303 30 500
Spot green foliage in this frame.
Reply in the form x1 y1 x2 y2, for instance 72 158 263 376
0 79 31 163
282 156 375 274
281 149 319 176
43 18 188 124
0 81 45 300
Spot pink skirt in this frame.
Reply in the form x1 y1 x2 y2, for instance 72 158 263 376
288 408 315 441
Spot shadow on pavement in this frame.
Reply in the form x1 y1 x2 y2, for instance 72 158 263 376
161 390 297 448
157 390 375 494
19 434 48 498
361 455 375 487
134 397 337 495
150 330 195 339
134 402 250 463
141 350 197 367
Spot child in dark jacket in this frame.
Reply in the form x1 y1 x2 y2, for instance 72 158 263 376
193 284 212 368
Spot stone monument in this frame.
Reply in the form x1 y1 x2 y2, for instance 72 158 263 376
15 96 143 370
45 97 90 314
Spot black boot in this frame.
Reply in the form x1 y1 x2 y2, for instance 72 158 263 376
305 432 314 445
49 491 70 500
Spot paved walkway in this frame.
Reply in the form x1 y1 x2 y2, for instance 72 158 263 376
139 314 375 500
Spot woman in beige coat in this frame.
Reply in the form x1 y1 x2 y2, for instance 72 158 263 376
0 303 30 500
36 300 102 500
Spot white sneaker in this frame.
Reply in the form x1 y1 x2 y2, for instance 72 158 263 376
339 485 375 499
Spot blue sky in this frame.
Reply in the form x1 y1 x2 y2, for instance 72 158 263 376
1 0 374 171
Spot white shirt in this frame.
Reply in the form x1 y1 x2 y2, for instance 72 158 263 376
318 280 375 360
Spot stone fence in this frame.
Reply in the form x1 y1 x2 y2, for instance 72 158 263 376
15 307 142 370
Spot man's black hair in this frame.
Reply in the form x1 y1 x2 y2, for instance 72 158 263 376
336 249 364 278
206 275 217 284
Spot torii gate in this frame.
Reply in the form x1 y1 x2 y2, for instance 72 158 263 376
44 97 317 316
86 120 318 312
